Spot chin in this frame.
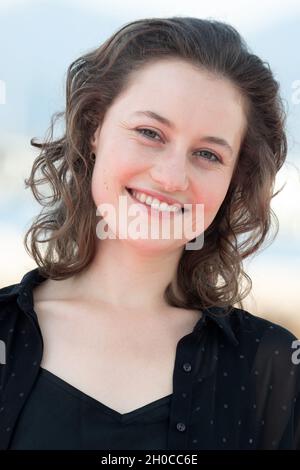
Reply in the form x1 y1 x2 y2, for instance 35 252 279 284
119 227 188 249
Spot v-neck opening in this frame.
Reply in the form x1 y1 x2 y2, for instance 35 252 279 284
39 367 173 422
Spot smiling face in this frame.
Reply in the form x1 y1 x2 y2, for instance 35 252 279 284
90 58 247 251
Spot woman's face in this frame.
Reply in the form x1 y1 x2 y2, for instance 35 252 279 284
90 59 247 251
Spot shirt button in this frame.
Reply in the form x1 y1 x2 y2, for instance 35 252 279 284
182 362 192 372
176 422 186 432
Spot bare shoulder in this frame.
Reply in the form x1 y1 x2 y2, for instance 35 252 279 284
33 276 74 303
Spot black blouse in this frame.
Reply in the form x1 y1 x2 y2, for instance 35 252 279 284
0 267 300 450
8 367 172 450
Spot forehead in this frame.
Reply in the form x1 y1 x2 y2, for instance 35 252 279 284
117 59 248 148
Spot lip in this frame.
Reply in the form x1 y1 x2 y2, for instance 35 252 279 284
125 187 184 216
126 186 185 208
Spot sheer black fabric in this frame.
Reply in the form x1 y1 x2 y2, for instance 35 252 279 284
0 267 299 450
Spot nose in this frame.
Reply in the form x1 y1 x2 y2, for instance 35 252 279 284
150 156 189 192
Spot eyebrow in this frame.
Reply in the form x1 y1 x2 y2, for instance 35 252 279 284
131 110 234 156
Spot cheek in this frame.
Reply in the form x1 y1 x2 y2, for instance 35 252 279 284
90 156 133 208
91 163 112 208
196 177 231 219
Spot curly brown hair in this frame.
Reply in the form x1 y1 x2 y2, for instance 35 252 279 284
23 17 288 314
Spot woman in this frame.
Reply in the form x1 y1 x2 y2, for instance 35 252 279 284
0 17 299 450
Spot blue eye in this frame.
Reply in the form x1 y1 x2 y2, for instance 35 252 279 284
136 128 161 141
195 150 221 163
136 128 221 164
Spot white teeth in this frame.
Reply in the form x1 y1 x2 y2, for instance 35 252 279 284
139 193 147 203
130 189 181 212
146 195 153 206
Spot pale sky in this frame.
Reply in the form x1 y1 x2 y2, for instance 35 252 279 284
1 0 300 34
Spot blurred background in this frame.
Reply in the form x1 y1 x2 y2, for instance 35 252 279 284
0 0 299 336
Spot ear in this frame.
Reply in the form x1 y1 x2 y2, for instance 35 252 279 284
90 124 101 152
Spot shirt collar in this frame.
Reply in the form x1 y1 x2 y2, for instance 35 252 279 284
0 267 48 307
199 306 239 347
1 267 239 347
